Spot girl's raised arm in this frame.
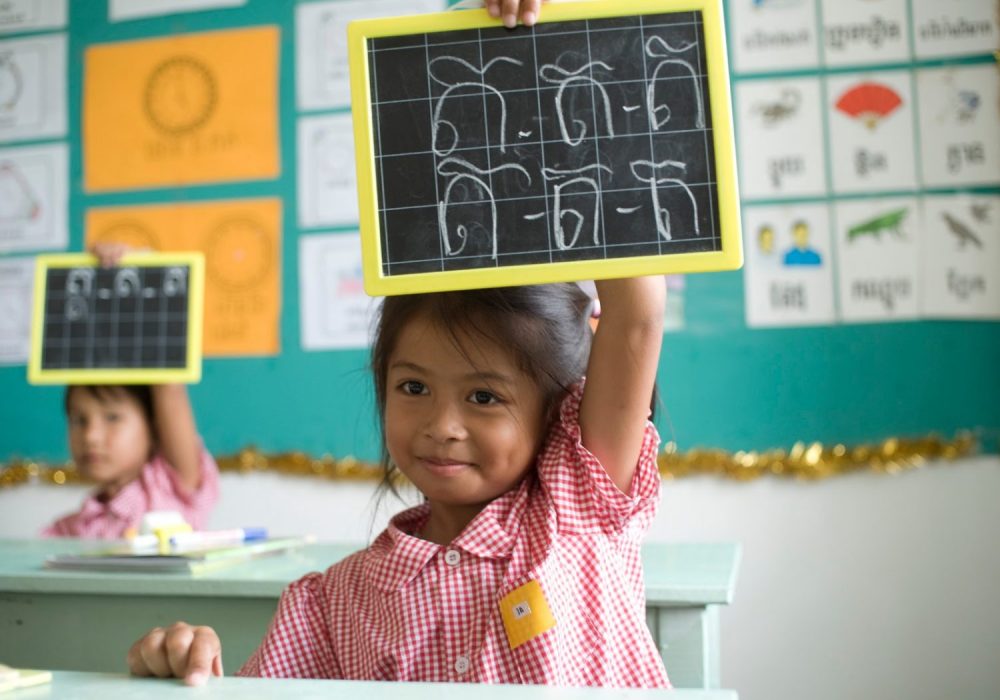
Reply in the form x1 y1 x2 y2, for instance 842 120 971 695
152 384 204 492
579 277 666 493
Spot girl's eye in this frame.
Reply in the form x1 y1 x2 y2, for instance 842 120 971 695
69 416 85 428
400 380 427 396
105 413 121 422
470 390 500 406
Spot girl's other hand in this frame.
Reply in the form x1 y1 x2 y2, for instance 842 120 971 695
126 622 224 686
89 241 130 268
484 0 543 28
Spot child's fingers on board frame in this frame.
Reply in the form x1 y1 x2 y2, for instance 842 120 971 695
90 241 129 268
486 0 543 27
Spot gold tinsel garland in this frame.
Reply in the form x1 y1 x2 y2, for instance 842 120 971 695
0 432 980 490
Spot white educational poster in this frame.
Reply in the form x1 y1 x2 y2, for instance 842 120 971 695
0 33 67 143
822 0 910 67
916 64 1000 189
919 194 1000 319
109 0 247 21
833 197 920 323
0 255 35 364
742 203 836 328
0 142 68 253
827 70 917 195
736 77 827 200
911 0 1000 60
298 113 359 229
299 232 378 350
296 0 443 111
728 0 820 74
0 0 66 35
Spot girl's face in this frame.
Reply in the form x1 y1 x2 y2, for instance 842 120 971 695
385 313 547 516
67 388 153 494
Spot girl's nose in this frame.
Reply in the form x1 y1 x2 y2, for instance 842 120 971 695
424 400 467 442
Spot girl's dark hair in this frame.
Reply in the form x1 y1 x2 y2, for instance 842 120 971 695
64 385 157 442
370 283 593 495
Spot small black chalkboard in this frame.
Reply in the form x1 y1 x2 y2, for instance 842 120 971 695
28 253 204 384
348 0 741 294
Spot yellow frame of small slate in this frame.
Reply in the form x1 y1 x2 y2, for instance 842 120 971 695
28 252 205 385
348 0 741 295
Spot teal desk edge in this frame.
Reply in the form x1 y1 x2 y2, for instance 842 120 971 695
21 671 739 699
0 539 740 605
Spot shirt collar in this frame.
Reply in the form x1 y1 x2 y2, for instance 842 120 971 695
365 482 530 593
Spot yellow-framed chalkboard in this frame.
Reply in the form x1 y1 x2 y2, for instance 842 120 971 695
348 0 741 295
28 252 205 385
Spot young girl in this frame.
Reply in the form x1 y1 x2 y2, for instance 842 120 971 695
41 242 219 538
126 275 668 688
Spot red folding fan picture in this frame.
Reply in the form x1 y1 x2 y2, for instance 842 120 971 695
835 82 902 130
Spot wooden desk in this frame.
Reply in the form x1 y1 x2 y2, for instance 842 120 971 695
0 540 739 689
7 671 739 698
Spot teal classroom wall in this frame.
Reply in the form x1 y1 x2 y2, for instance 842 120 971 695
1 1 998 465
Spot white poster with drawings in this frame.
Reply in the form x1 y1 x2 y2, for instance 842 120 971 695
917 64 1000 189
0 255 35 364
0 33 66 143
920 194 1000 319
736 77 827 200
728 0 819 74
742 203 836 328
0 142 68 253
833 197 920 323
109 0 246 21
296 0 443 111
822 0 910 67
299 232 378 350
911 0 1000 59
0 0 66 35
826 70 917 195
298 113 359 229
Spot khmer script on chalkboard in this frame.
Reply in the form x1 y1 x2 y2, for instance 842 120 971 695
348 0 741 294
28 253 205 385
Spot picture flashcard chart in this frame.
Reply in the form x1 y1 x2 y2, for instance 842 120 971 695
348 0 741 295
28 252 205 384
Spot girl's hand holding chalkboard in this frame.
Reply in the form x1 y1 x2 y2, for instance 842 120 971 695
484 0 544 28
127 622 223 686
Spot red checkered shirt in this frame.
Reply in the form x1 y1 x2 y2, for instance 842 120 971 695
239 384 669 687
40 444 219 539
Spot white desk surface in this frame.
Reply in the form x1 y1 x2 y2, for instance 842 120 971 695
10 671 738 699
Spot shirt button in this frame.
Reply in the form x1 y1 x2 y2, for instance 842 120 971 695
444 549 461 566
454 655 470 674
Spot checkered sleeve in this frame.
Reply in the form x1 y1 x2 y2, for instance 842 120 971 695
537 382 661 536
237 571 341 678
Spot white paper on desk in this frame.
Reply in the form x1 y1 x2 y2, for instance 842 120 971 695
298 113 359 229
296 0 444 111
0 142 68 253
0 33 66 143
0 0 66 35
0 256 35 365
109 0 246 22
299 232 379 350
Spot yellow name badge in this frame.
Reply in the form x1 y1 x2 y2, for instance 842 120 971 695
499 580 556 650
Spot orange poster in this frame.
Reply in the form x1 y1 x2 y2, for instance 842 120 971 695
84 27 280 192
86 199 282 356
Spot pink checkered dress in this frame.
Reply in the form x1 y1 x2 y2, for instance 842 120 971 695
239 385 669 687
41 445 219 539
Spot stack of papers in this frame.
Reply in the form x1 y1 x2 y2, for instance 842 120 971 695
0 666 52 693
43 536 311 574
